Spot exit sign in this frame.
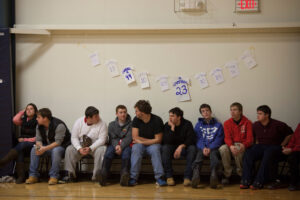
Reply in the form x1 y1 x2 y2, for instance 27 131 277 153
235 0 259 12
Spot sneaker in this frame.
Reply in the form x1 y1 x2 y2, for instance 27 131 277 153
128 178 137 186
221 176 230 185
183 179 191 187
60 173 76 184
98 172 107 186
240 184 250 189
288 184 298 191
25 176 38 184
120 172 130 187
267 180 283 190
240 180 250 189
167 177 175 186
48 177 58 185
210 173 219 189
156 178 167 186
191 179 199 188
250 182 263 190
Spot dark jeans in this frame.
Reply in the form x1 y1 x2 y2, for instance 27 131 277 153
287 151 300 185
14 141 35 162
104 145 131 171
242 144 282 184
161 144 196 180
192 148 221 171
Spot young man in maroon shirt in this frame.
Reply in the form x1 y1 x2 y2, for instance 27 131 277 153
240 105 293 190
282 123 300 191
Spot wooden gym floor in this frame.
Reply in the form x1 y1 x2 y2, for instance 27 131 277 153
0 179 299 200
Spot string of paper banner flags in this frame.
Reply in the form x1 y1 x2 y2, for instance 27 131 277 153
86 46 257 102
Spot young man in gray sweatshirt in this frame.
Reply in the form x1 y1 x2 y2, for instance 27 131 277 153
99 105 132 186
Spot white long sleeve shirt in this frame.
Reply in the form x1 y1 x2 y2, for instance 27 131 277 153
71 116 108 151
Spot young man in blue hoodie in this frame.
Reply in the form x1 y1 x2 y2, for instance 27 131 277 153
191 104 224 189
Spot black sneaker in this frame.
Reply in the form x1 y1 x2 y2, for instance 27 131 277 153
288 184 298 191
98 172 107 186
60 173 76 184
267 180 283 190
221 176 230 185
250 182 263 190
120 172 130 186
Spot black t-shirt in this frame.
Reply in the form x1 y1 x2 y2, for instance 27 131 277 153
132 114 164 139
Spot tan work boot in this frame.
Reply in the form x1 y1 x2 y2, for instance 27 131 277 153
167 177 175 186
48 177 58 185
25 176 38 184
183 178 191 186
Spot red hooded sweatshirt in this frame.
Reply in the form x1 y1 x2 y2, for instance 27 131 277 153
223 115 253 148
287 123 300 152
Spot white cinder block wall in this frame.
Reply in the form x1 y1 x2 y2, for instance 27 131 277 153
15 0 300 130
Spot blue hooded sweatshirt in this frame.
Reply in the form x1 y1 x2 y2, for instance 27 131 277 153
194 118 224 150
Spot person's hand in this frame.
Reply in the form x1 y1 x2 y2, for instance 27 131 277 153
230 145 238 156
174 146 183 159
18 138 24 142
282 147 292 155
133 138 143 144
168 120 175 132
79 147 89 156
203 148 210 157
36 145 46 156
115 145 122 155
238 143 245 153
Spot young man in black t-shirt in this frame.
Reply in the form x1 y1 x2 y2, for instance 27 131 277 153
129 100 167 186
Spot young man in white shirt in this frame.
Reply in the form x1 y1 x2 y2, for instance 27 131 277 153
62 106 108 182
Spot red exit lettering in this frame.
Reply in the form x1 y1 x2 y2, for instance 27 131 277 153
238 0 257 10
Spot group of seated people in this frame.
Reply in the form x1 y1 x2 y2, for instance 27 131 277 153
0 100 299 191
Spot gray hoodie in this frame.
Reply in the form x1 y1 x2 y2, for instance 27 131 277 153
108 115 132 150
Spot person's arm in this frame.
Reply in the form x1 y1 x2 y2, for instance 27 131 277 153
13 110 24 126
243 121 253 148
108 123 120 148
120 125 132 150
194 124 205 150
209 125 225 150
223 121 233 147
23 137 36 142
132 127 145 141
90 122 108 151
71 119 82 151
174 143 186 159
281 135 292 147
36 141 60 155
53 124 66 146
35 126 43 146
138 133 163 146
184 122 196 147
280 123 294 146
286 124 300 150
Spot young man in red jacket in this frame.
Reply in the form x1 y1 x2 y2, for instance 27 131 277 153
219 102 253 184
283 123 300 191
240 105 293 190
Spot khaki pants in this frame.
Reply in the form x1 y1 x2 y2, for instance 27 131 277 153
219 144 244 177
64 145 106 180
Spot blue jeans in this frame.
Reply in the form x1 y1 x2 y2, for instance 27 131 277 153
192 148 220 170
130 143 164 180
14 141 35 162
161 144 196 179
242 144 282 184
104 145 131 170
29 146 65 179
